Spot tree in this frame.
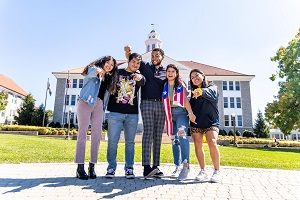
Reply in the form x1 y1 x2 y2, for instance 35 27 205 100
265 28 300 135
0 91 8 111
31 104 47 126
14 94 35 125
253 110 270 138
46 110 53 119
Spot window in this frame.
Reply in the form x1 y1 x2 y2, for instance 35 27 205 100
224 115 229 126
237 115 243 126
70 112 74 124
231 115 236 126
73 79 77 88
66 79 71 88
230 97 235 108
229 81 234 90
152 44 155 49
79 79 83 88
223 97 228 108
71 95 76 105
65 95 70 105
147 45 150 52
187 81 191 90
236 97 241 108
235 81 240 90
1 112 4 117
222 81 227 90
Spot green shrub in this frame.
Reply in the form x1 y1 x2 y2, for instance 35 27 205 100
219 129 227 136
58 129 66 135
54 122 61 128
243 130 255 137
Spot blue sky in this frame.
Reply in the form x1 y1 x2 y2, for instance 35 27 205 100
1 0 300 121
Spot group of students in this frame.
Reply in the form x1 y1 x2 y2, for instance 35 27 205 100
74 45 221 183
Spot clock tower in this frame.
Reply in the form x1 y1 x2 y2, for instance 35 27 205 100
145 29 162 52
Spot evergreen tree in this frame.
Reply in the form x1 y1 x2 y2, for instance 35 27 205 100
14 94 35 125
0 91 8 111
31 104 48 126
253 110 270 138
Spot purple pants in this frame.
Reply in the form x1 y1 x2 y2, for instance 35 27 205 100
74 98 103 164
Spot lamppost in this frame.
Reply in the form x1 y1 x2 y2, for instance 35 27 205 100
231 113 237 147
66 107 72 140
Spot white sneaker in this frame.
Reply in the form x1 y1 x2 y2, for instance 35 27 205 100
195 170 208 182
170 166 181 179
210 170 221 183
178 166 190 181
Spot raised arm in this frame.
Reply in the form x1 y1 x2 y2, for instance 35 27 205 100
124 45 132 60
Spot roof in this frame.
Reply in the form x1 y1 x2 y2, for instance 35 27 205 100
0 74 28 96
53 60 127 74
52 60 254 77
178 61 253 76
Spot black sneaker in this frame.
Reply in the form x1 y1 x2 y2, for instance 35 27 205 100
125 168 135 179
153 168 164 177
143 167 158 179
105 168 115 178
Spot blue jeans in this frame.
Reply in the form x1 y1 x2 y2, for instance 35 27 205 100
107 112 138 171
171 107 190 166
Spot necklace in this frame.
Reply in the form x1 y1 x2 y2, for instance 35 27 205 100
154 68 159 76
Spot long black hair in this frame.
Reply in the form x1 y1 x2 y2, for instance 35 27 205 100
166 64 182 88
189 69 210 90
82 55 118 94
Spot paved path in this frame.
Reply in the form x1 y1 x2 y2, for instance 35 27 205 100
0 162 299 200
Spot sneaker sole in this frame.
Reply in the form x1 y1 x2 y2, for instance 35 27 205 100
153 174 164 178
210 179 219 183
126 175 135 179
144 168 159 179
195 177 208 182
178 177 187 181
178 174 189 181
105 175 115 178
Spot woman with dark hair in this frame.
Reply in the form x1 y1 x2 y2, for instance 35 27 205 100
75 55 118 180
189 68 221 183
162 64 196 181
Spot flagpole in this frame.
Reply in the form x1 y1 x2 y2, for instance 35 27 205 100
42 78 49 127
62 71 69 127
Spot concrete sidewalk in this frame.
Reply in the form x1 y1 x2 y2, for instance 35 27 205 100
0 162 299 200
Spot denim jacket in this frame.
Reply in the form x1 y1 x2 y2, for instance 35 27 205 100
78 66 102 107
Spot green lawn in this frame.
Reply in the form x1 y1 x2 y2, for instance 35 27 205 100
1 134 300 170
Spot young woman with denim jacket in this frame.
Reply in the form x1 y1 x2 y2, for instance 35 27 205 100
162 64 196 181
75 55 118 180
